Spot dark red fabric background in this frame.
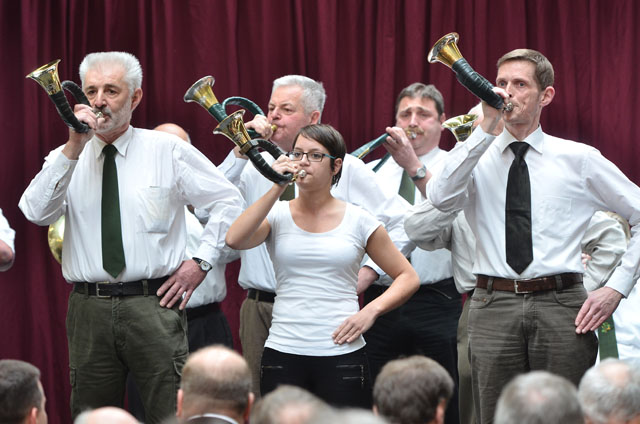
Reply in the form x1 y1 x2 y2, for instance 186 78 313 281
1 1 639 422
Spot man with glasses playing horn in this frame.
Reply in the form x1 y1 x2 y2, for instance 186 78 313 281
19 51 244 423
363 82 462 424
427 48 640 424
218 74 412 399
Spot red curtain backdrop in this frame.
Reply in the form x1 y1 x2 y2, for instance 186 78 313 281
1 1 638 422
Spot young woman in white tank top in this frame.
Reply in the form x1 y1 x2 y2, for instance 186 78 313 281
226 124 418 408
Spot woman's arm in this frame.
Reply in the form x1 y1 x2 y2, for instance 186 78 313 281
332 226 419 344
225 156 296 250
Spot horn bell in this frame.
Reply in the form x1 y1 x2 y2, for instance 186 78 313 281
47 215 65 265
26 59 63 95
184 75 219 109
442 114 478 142
213 110 254 154
427 32 462 68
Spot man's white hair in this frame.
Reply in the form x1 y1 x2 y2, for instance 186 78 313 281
79 52 143 96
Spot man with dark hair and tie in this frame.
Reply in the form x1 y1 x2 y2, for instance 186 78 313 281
19 52 244 423
427 49 640 423
363 82 462 424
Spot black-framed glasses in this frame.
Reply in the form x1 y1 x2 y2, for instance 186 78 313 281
288 150 336 162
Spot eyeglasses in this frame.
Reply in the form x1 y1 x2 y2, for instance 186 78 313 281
288 150 336 162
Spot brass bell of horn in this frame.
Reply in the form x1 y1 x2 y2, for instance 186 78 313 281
26 59 92 133
213 110 255 155
428 33 513 112
47 215 65 265
442 114 478 142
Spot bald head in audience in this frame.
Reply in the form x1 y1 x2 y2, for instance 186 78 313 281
154 123 190 143
579 359 640 424
74 407 137 424
177 345 253 424
250 385 329 424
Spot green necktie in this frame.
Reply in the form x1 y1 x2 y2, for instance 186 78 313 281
398 170 415 205
598 317 619 359
102 144 125 278
280 183 295 201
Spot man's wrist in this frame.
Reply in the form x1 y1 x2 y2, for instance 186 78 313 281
192 257 212 273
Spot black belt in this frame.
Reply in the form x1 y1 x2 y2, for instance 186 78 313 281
186 302 221 320
247 288 276 303
73 277 168 297
366 277 458 299
476 273 582 294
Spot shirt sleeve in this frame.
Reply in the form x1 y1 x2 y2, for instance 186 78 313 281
19 147 78 226
174 143 245 265
581 211 628 291
584 149 640 297
427 128 497 213
0 209 15 272
404 198 458 251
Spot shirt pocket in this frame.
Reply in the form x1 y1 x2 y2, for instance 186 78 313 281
136 186 172 233
538 195 572 237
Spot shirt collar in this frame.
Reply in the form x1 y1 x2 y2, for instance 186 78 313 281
496 125 544 155
92 126 134 159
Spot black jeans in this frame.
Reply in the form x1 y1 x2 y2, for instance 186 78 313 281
261 347 372 408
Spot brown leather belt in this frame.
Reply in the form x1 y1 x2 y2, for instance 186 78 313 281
476 273 582 294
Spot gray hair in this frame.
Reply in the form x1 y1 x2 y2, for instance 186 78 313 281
578 359 640 424
395 82 445 117
495 371 583 424
79 52 143 96
250 385 329 424
272 75 326 120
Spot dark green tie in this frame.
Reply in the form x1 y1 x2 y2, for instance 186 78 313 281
280 183 295 201
102 144 125 277
398 170 415 205
598 317 619 359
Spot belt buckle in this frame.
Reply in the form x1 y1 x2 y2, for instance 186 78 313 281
514 280 532 294
95 282 112 298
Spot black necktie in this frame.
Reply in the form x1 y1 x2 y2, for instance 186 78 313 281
505 142 532 274
102 144 126 277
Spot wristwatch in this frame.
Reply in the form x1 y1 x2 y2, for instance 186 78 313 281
411 164 427 181
193 257 212 273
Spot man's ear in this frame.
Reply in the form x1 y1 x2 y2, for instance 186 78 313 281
434 399 447 424
244 392 255 422
27 407 38 424
539 86 555 107
131 88 143 112
309 110 321 124
176 388 184 417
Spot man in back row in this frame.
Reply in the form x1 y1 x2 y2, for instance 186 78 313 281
0 359 47 424
427 48 640 423
218 74 412 397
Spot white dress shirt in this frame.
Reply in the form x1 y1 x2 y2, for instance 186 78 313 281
219 151 411 292
404 202 476 293
0 208 15 272
19 126 244 283
427 126 640 297
368 148 453 286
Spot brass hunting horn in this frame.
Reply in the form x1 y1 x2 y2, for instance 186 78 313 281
184 76 296 185
26 59 100 133
428 33 513 112
442 114 478 142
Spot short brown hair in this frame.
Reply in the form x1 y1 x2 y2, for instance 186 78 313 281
294 124 346 186
373 356 454 424
395 83 445 117
0 360 43 424
497 49 554 90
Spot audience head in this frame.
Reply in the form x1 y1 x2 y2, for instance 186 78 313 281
578 358 640 424
74 407 138 424
154 123 191 144
373 355 453 424
494 371 583 424
308 408 389 424
250 385 329 424
268 75 326 150
177 345 253 423
0 359 47 424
